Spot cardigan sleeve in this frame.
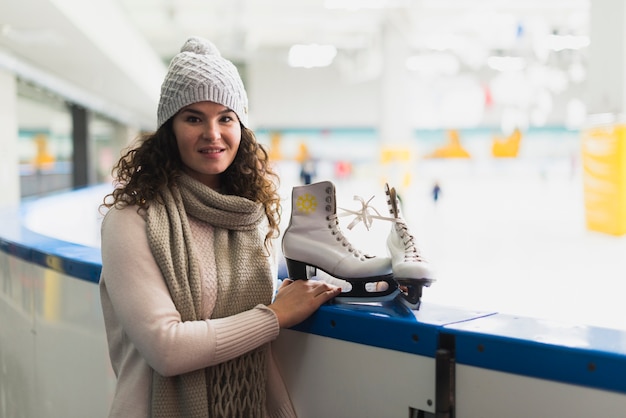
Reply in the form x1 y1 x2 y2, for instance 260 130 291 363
100 206 280 377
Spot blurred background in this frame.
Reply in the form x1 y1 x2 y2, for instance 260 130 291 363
1 0 626 328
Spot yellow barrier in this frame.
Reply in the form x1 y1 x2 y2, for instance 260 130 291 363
379 146 413 189
425 129 470 159
581 124 626 235
491 128 522 158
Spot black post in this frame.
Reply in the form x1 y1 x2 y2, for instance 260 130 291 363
436 333 456 418
70 103 89 188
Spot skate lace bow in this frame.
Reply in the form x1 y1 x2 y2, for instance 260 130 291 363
339 195 423 260
338 195 394 231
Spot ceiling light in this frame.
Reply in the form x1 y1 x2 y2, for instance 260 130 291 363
288 44 337 69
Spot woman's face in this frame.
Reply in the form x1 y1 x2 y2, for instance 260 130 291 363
172 101 242 189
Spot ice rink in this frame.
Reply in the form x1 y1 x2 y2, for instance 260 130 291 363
328 163 626 331
273 129 626 331
25 128 626 331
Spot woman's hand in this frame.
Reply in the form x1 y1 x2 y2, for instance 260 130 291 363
267 279 342 328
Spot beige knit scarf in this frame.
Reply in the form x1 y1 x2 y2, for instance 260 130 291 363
146 174 274 418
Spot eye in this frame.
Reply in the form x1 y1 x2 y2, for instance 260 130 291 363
185 115 201 123
220 115 234 123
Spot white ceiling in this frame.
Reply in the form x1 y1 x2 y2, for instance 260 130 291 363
116 0 590 57
0 0 589 129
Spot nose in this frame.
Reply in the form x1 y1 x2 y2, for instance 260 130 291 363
203 121 221 140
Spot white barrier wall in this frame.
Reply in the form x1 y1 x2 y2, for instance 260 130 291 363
0 252 114 417
455 365 626 418
3 186 626 418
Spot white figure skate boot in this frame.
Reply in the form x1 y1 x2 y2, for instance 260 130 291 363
385 183 435 308
282 181 397 299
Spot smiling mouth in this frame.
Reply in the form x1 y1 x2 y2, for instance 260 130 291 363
199 148 224 154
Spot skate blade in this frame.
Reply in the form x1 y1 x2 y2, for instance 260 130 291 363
397 293 422 310
335 288 401 304
284 257 394 283
396 277 435 287
395 280 427 310
311 269 399 301
339 275 398 298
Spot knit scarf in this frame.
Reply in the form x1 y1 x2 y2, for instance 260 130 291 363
146 174 274 418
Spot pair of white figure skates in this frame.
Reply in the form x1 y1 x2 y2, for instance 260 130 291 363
282 180 435 309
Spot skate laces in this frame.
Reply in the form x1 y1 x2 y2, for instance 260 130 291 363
326 213 368 259
339 194 425 262
338 195 394 231
395 218 423 262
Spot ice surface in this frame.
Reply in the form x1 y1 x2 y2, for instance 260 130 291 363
25 131 626 330
277 154 626 330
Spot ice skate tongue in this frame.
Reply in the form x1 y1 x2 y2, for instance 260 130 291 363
388 185 400 218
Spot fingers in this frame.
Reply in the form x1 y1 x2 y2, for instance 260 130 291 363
278 278 294 289
318 286 342 304
293 278 340 294
278 278 341 304
306 280 342 304
314 281 342 296
315 274 350 290
269 279 342 328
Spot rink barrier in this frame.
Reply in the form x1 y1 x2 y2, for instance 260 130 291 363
0 196 102 284
292 303 626 394
2 185 626 417
0 224 102 284
445 313 626 393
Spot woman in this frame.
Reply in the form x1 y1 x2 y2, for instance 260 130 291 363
99 36 341 418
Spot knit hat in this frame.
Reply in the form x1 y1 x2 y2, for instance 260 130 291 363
157 37 249 128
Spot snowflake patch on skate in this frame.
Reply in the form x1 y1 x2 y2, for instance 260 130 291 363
296 193 317 213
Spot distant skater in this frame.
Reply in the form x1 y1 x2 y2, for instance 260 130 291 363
432 181 441 204
299 158 317 185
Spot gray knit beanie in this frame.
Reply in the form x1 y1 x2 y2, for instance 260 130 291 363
157 36 249 128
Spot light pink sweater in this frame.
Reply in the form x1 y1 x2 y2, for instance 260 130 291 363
99 205 296 417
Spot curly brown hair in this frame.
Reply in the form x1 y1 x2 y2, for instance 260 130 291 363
101 120 282 246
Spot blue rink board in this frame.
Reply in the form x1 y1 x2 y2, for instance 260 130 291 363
292 299 497 357
2 186 626 395
0 205 102 283
444 314 626 394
